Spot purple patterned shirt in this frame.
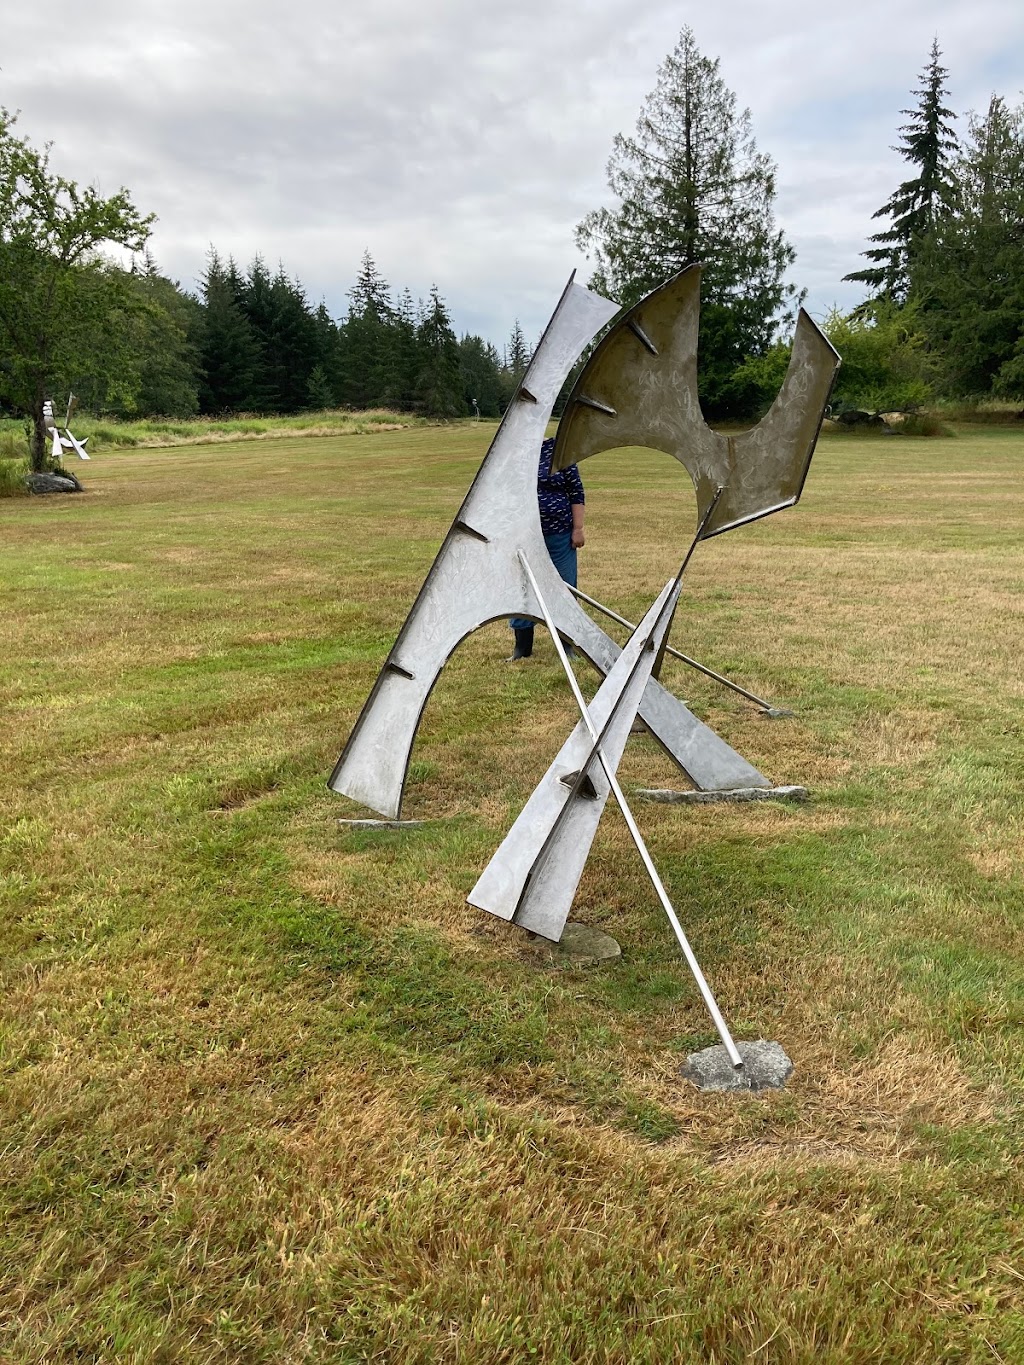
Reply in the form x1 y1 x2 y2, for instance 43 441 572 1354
537 437 584 536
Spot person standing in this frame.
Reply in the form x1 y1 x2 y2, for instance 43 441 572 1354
508 435 585 659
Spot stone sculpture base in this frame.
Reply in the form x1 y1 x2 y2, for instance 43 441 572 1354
525 922 621 969
682 1040 794 1092
27 471 82 495
338 818 425 830
635 785 808 806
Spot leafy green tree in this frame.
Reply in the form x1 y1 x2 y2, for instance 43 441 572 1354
120 256 200 417
576 25 799 418
0 108 153 469
415 285 465 417
914 96 1024 398
735 302 934 414
845 40 959 300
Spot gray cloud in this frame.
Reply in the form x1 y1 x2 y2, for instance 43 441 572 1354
5 0 1023 344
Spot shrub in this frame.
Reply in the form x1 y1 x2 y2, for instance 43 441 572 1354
0 457 28 497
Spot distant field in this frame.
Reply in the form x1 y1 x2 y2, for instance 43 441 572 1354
0 407 426 457
2 424 1024 1361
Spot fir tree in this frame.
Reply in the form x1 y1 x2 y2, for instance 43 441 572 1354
337 251 396 408
305 363 335 410
504 319 530 379
198 250 262 412
266 266 319 411
915 95 1024 396
576 26 799 417
458 335 503 417
415 285 465 417
845 40 959 300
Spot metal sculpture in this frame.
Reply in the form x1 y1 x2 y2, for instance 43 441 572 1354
330 267 840 1068
330 275 769 820
43 395 90 462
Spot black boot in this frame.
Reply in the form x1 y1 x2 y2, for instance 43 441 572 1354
508 626 534 660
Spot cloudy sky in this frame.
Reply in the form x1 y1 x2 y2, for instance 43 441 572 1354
6 0 1023 346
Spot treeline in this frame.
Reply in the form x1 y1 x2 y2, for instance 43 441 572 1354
83 249 533 422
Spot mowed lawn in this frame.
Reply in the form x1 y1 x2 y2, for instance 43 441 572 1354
3 423 1024 1362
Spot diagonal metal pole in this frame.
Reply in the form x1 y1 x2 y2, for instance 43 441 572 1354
518 548 744 1070
568 584 777 713
524 490 723 895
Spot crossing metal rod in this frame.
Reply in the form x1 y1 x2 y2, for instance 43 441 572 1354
569 584 776 712
518 549 744 1070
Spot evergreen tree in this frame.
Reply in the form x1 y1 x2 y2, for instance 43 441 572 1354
845 40 959 300
916 96 1024 397
198 249 262 412
504 319 530 379
265 266 319 411
390 287 420 409
576 26 799 417
305 363 335 409
337 250 397 408
458 335 503 417
238 255 278 408
312 300 337 360
123 255 201 416
415 285 465 417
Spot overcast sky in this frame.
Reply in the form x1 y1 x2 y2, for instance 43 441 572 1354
5 1 1023 347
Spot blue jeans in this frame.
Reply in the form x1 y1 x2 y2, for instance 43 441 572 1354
510 532 577 630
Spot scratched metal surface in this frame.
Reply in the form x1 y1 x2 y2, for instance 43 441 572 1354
552 265 840 538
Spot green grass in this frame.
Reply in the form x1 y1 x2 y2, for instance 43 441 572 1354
3 425 1024 1360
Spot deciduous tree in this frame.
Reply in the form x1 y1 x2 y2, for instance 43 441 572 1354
0 108 153 469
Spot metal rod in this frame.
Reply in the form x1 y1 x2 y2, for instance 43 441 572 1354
569 585 776 712
518 550 743 1070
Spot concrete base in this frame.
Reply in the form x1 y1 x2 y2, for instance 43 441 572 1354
760 706 795 719
526 921 621 969
682 1040 794 1092
338 818 425 829
635 785 808 806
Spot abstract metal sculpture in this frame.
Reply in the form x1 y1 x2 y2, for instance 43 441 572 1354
330 275 771 819
43 395 90 462
331 267 839 1065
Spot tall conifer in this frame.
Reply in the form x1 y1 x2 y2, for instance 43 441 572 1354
845 40 959 299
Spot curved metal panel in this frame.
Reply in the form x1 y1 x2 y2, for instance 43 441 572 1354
552 266 840 537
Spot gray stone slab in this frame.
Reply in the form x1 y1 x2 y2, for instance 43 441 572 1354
682 1040 794 1092
525 921 621 969
635 785 808 806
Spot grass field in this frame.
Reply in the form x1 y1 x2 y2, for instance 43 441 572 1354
3 423 1024 1361
0 408 424 462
